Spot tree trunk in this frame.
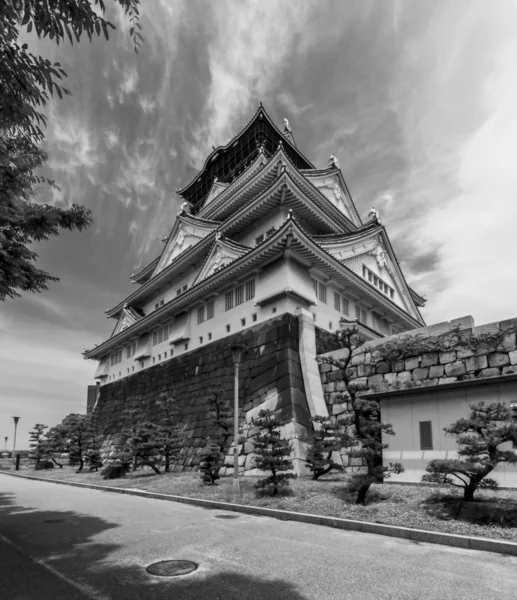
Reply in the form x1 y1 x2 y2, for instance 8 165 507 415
50 456 63 468
356 483 371 505
76 457 84 473
146 462 161 475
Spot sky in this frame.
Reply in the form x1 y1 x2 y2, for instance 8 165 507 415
2 0 517 450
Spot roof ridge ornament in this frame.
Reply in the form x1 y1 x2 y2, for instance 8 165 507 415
328 154 340 169
283 117 291 132
368 207 382 225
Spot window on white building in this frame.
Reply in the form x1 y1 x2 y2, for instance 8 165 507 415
235 285 244 306
252 313 257 322
197 305 205 324
363 264 395 300
334 292 340 311
355 306 368 324
225 291 234 311
246 279 255 300
208 333 212 340
419 421 433 450
207 300 215 320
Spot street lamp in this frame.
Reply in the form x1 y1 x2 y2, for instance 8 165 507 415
12 417 20 465
4 437 7 452
231 344 246 495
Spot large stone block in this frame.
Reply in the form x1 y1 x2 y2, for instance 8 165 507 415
479 367 501 378
488 353 510 368
368 374 384 388
405 357 420 371
439 351 456 364
445 361 467 377
375 362 390 374
465 355 488 372
502 366 517 375
413 367 429 380
498 333 517 352
397 371 412 383
420 353 439 367
509 350 517 366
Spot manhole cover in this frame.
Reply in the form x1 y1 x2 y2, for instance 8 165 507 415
42 519 64 524
214 514 239 520
146 560 198 577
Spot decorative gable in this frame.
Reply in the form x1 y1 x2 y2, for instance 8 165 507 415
193 238 249 284
111 306 142 337
310 174 355 222
153 217 219 276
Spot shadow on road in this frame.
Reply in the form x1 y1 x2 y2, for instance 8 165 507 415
0 491 308 599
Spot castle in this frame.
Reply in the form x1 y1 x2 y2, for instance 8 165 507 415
84 105 426 473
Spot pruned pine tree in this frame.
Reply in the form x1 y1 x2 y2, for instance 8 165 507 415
198 391 233 483
252 409 296 496
305 416 344 480
199 438 223 484
43 424 68 468
321 326 404 505
422 401 517 500
29 423 48 465
156 394 184 473
124 410 163 474
61 413 95 472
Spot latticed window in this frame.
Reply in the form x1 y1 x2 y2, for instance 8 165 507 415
225 291 234 311
197 305 205 324
235 285 244 306
419 421 433 450
334 292 340 311
318 282 327 304
312 278 318 295
342 297 349 315
246 279 255 300
207 300 215 319
355 306 368 324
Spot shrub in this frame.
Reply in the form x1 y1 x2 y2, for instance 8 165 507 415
199 439 223 484
252 409 296 496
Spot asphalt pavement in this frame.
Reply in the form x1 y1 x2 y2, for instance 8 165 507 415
1 474 516 600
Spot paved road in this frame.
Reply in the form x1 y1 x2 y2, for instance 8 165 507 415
1 475 516 600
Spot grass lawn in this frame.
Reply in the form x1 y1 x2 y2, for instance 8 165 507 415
2 458 517 543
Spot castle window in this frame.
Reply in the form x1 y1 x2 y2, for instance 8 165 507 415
355 306 368 324
255 234 264 246
199 336 203 344
235 285 244 306
266 226 276 238
245 279 255 300
241 318 246 327
334 293 340 311
153 357 155 364
132 366 134 372
207 300 215 319
208 333 212 340
318 282 327 304
225 291 234 311
155 303 159 310
127 368 130 373
329 322 333 330
164 351 167 358
197 305 205 324
176 289 181 296
110 350 122 366
272 307 277 313
183 285 188 292
312 278 318 295
252 313 257 322
342 297 349 315
158 354 161 360
363 265 395 299
160 299 164 306
126 341 137 359
226 324 231 333
184 343 189 351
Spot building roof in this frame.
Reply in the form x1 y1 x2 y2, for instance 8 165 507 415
85 216 423 360
177 104 315 210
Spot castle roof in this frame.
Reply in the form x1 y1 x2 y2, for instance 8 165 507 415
177 104 315 210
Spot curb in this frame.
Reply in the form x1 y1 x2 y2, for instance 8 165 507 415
2 471 517 557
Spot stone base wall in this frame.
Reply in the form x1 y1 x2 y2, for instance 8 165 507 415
94 313 312 475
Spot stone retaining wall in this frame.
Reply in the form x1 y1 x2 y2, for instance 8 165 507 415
317 316 517 473
94 314 311 474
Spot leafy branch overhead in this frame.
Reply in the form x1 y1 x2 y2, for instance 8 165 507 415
0 1 143 300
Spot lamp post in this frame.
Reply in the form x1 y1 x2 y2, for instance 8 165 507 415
4 437 7 452
12 417 20 465
231 344 246 495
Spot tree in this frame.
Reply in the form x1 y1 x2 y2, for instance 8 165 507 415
124 409 163 474
28 422 48 464
43 423 69 467
305 416 344 480
422 401 517 501
156 393 184 473
199 438 223 485
62 413 95 472
1 0 143 301
252 409 296 496
321 326 404 505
